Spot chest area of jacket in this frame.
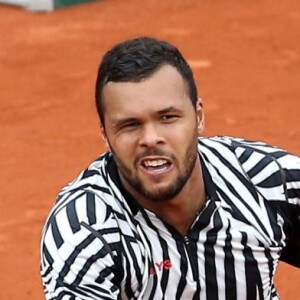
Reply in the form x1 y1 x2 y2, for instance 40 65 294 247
132 201 284 280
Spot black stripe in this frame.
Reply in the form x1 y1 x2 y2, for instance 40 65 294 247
241 233 263 300
262 242 274 293
158 236 170 296
82 169 99 179
285 169 300 182
224 222 237 300
51 216 64 249
87 192 96 225
41 245 53 278
175 239 188 300
71 183 111 194
43 243 54 265
247 155 275 179
204 211 223 300
257 170 286 188
189 239 200 300
287 188 300 199
238 147 252 165
56 291 76 300
82 283 120 299
67 200 80 233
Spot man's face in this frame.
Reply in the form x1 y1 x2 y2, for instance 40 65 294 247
102 65 203 202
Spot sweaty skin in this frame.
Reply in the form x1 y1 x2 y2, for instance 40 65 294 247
101 65 206 235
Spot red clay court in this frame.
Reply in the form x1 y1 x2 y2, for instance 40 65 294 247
0 0 299 299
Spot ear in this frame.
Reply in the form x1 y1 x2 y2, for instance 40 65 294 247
100 123 111 152
196 98 205 134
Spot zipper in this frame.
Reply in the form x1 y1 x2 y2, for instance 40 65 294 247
184 236 198 281
184 236 190 245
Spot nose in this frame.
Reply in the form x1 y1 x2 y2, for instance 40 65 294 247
138 123 164 148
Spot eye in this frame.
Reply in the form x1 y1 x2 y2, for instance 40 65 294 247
160 114 179 122
120 121 140 130
129 121 140 127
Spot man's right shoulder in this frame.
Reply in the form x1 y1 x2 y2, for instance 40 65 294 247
58 152 112 197
44 152 123 225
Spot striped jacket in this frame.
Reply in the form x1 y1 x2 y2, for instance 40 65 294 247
40 136 300 299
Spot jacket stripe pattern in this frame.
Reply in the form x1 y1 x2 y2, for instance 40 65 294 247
40 136 300 299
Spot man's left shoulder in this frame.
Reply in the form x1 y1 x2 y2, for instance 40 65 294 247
198 136 286 154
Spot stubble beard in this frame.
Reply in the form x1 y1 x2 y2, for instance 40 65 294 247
112 139 198 203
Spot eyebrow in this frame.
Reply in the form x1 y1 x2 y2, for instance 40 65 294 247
157 106 182 114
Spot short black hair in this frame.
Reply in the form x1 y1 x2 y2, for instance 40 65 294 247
95 37 198 125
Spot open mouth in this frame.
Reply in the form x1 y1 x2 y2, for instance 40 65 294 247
140 157 173 174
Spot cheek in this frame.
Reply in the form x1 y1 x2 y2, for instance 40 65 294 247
170 125 197 146
110 136 137 160
175 130 198 158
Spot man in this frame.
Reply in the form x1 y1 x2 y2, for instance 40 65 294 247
40 37 300 299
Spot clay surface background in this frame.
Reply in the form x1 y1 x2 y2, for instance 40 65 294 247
0 0 299 299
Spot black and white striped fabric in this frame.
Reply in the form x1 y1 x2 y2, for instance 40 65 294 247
40 136 300 300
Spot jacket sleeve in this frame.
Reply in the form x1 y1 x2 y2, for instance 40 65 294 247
231 138 300 267
40 191 122 300
277 152 300 267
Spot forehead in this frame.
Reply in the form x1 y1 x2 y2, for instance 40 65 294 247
101 65 191 116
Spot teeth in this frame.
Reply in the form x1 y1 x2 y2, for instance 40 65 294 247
143 159 167 167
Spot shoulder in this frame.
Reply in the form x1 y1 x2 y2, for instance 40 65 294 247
58 152 112 197
197 136 299 162
197 136 300 187
42 152 128 251
198 135 283 151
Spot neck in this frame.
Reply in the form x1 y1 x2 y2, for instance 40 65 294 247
124 157 206 236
